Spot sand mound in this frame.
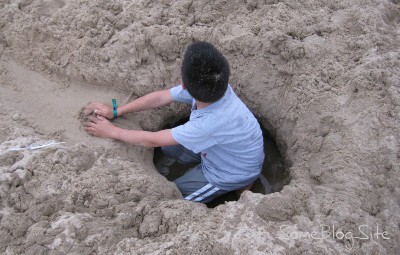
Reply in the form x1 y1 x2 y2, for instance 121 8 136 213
1 0 399 254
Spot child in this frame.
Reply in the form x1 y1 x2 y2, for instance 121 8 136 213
84 41 264 203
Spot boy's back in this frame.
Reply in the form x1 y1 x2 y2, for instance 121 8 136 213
171 84 264 191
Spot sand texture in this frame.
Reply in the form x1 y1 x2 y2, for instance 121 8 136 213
0 0 399 254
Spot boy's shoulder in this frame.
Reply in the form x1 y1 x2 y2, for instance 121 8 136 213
194 87 250 128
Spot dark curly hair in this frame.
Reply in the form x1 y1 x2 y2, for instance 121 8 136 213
181 41 230 103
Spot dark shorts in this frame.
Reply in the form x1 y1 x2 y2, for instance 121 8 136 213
161 145 228 203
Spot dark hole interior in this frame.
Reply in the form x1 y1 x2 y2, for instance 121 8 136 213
153 116 289 208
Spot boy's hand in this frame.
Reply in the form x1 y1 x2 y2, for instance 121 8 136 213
84 115 118 139
84 102 114 119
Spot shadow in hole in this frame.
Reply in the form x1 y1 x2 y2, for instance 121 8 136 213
153 116 289 208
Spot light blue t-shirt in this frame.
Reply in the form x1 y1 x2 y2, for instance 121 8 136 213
170 84 264 191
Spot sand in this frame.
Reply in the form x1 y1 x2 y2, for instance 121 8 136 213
0 0 399 254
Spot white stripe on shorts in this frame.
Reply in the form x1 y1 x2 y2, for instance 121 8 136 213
184 184 213 201
193 187 220 202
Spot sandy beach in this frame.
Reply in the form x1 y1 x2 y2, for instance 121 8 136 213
0 0 399 254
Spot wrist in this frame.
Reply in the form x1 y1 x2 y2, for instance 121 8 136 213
116 106 124 117
110 126 121 140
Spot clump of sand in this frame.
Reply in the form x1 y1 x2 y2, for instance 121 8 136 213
1 0 399 254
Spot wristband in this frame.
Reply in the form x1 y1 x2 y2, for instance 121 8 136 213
112 98 118 118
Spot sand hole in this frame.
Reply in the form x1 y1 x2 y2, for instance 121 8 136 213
153 116 289 207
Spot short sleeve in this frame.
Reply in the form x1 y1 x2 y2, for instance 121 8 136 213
171 119 217 153
170 85 193 104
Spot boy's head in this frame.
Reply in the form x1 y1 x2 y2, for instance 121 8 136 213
181 41 230 103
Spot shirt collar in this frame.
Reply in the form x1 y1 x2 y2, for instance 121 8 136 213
192 85 232 113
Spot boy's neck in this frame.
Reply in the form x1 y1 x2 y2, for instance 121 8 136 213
196 100 212 109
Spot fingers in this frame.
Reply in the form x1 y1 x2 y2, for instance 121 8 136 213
85 127 97 136
94 110 108 118
84 122 96 128
87 116 99 123
84 126 94 131
84 102 102 115
84 108 93 116
89 115 107 122
84 103 96 115
84 124 99 136
84 123 97 136
97 115 106 120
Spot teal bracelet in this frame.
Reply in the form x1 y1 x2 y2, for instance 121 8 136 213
112 99 118 118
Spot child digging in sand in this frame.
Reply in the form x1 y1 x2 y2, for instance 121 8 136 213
84 41 264 203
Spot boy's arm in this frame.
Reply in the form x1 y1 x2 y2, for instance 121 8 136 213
118 89 174 116
85 89 174 118
84 115 178 147
113 128 178 147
